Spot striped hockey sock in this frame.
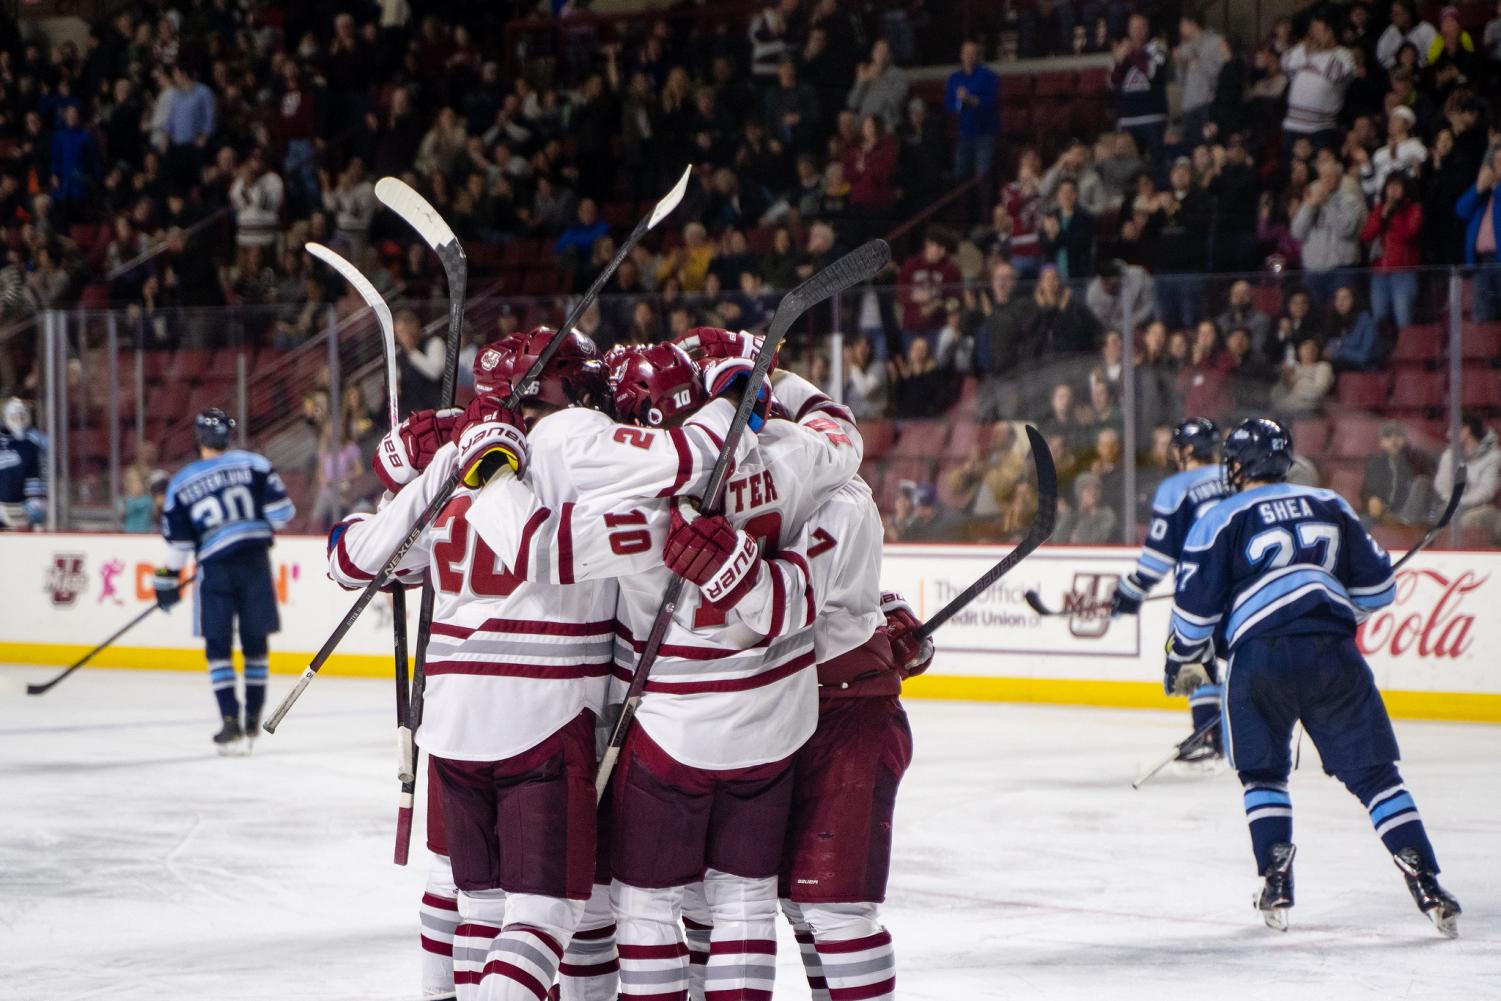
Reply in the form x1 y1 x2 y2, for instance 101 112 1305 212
612 880 689 1000
1189 682 1223 733
558 884 618 1001
1239 775 1294 872
681 881 712 1000
207 658 239 718
459 892 582 1001
701 870 777 1001
242 656 268 719
452 888 506 1001
1343 764 1440 871
803 902 895 1001
779 900 830 1001
421 854 459 1000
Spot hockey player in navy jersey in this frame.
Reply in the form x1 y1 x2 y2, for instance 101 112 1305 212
1112 417 1230 756
1169 417 1460 936
156 409 296 753
1 397 47 530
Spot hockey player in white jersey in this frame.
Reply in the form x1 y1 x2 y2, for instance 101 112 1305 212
471 331 864 1000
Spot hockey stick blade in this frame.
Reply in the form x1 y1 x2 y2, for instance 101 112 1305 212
266 171 696 734
914 425 1057 642
27 575 197 695
306 242 399 427
1023 588 1171 618
1132 716 1220 789
1390 463 1466 574
595 237 891 800
374 177 459 255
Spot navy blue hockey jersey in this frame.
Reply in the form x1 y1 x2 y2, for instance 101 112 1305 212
1169 483 1395 663
1121 464 1229 603
161 450 295 566
0 429 43 529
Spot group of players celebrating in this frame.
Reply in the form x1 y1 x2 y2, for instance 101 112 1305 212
329 325 926 1001
150 317 1464 1001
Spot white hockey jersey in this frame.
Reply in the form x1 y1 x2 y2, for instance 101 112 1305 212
472 372 865 770
804 477 885 665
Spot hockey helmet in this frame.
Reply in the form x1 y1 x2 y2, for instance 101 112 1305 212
472 327 609 411
611 342 706 427
1172 417 1220 464
3 397 29 437
1223 417 1293 491
194 407 237 450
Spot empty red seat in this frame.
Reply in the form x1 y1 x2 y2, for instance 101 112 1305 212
1335 371 1391 409
1371 524 1425 552
522 268 561 296
1326 461 1363 503
1391 324 1444 364
860 420 896 461
1291 418 1331 454
1390 371 1446 409
1033 71 1075 96
944 419 990 458
896 420 948 456
1460 323 1501 360
1330 414 1384 458
1459 368 1501 409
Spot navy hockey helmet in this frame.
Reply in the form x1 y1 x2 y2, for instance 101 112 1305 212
1171 417 1220 464
1223 417 1293 491
194 408 236 450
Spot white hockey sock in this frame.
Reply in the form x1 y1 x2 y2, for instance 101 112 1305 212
421 853 459 1000
559 883 618 1001
805 902 894 1001
473 892 585 1001
681 880 712 1001
701 868 776 1001
453 889 507 1001
611 879 689 999
779 900 830 1001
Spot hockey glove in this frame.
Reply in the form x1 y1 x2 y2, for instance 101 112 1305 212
664 499 760 610
153 568 183 611
1163 660 1213 697
882 590 935 678
451 395 529 488
373 407 462 493
678 326 777 367
1111 573 1148 617
699 357 773 432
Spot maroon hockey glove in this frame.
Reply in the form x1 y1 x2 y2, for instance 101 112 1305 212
665 499 760 610
373 407 462 493
677 326 778 368
451 394 529 487
882 591 935 678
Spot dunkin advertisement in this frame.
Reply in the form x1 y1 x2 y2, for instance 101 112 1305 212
0 535 1496 720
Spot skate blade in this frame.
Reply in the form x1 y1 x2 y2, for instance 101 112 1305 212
1429 907 1459 939
216 739 244 757
1253 892 1290 931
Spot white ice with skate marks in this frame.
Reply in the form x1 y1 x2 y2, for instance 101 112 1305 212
0 667 1497 1001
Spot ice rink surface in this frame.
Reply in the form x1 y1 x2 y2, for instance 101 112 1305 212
2 666 1499 1001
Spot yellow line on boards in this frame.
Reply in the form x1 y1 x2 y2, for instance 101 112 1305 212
4 643 1499 723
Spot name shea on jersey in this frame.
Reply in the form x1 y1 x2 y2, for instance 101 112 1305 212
1257 497 1316 524
176 466 255 503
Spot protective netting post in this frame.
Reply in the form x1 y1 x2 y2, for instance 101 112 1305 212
1447 268 1462 549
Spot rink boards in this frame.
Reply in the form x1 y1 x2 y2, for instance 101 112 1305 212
2 533 1498 722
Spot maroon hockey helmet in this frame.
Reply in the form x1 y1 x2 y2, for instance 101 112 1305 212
472 327 609 410
611 342 706 427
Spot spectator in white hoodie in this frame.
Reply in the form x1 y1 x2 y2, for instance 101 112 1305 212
1358 104 1426 201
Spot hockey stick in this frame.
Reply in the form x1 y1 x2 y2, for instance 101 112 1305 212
304 242 419 863
1390 463 1466 574
595 237 892 801
1132 715 1220 789
911 425 1057 643
264 167 694 735
1022 589 1172 617
26 575 198 696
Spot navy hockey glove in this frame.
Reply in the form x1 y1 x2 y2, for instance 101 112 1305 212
153 568 183 611
1163 659 1212 696
1111 573 1148 617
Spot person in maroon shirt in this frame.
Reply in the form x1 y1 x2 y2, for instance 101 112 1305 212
896 226 961 345
275 61 318 217
843 113 899 235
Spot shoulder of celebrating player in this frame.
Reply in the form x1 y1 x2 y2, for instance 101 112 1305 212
804 478 886 651
326 444 457 590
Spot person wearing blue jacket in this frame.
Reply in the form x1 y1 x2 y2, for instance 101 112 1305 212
1455 147 1501 321
49 105 100 221
946 41 999 180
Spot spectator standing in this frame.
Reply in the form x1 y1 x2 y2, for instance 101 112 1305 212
897 227 961 345
1361 174 1423 329
1435 416 1501 539
228 147 283 277
1111 13 1169 160
1282 10 1354 151
749 0 801 81
1292 157 1367 306
275 62 318 217
946 40 1000 180
846 39 909 131
1024 264 1101 372
1456 147 1501 321
1361 420 1434 527
973 260 1035 418
1039 178 1096 279
1039 139 1107 218
1270 334 1334 417
415 108 467 179
394 309 444 414
763 58 820 153
321 157 376 262
49 105 100 222
842 115 899 229
1357 105 1426 201
1086 258 1154 332
1147 156 1212 329
1174 12 1225 143
1377 0 1438 69
163 63 216 193
888 337 946 417
842 333 887 419
1096 132 1145 211
1001 148 1045 277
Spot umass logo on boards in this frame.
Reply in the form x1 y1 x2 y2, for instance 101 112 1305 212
45 552 88 607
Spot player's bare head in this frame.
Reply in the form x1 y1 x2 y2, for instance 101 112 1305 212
1222 417 1293 491
1172 417 1220 470
610 342 705 429
472 327 609 417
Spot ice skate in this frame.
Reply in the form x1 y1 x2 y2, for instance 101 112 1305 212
1393 849 1461 938
1254 842 1295 931
242 715 259 755
213 715 244 756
